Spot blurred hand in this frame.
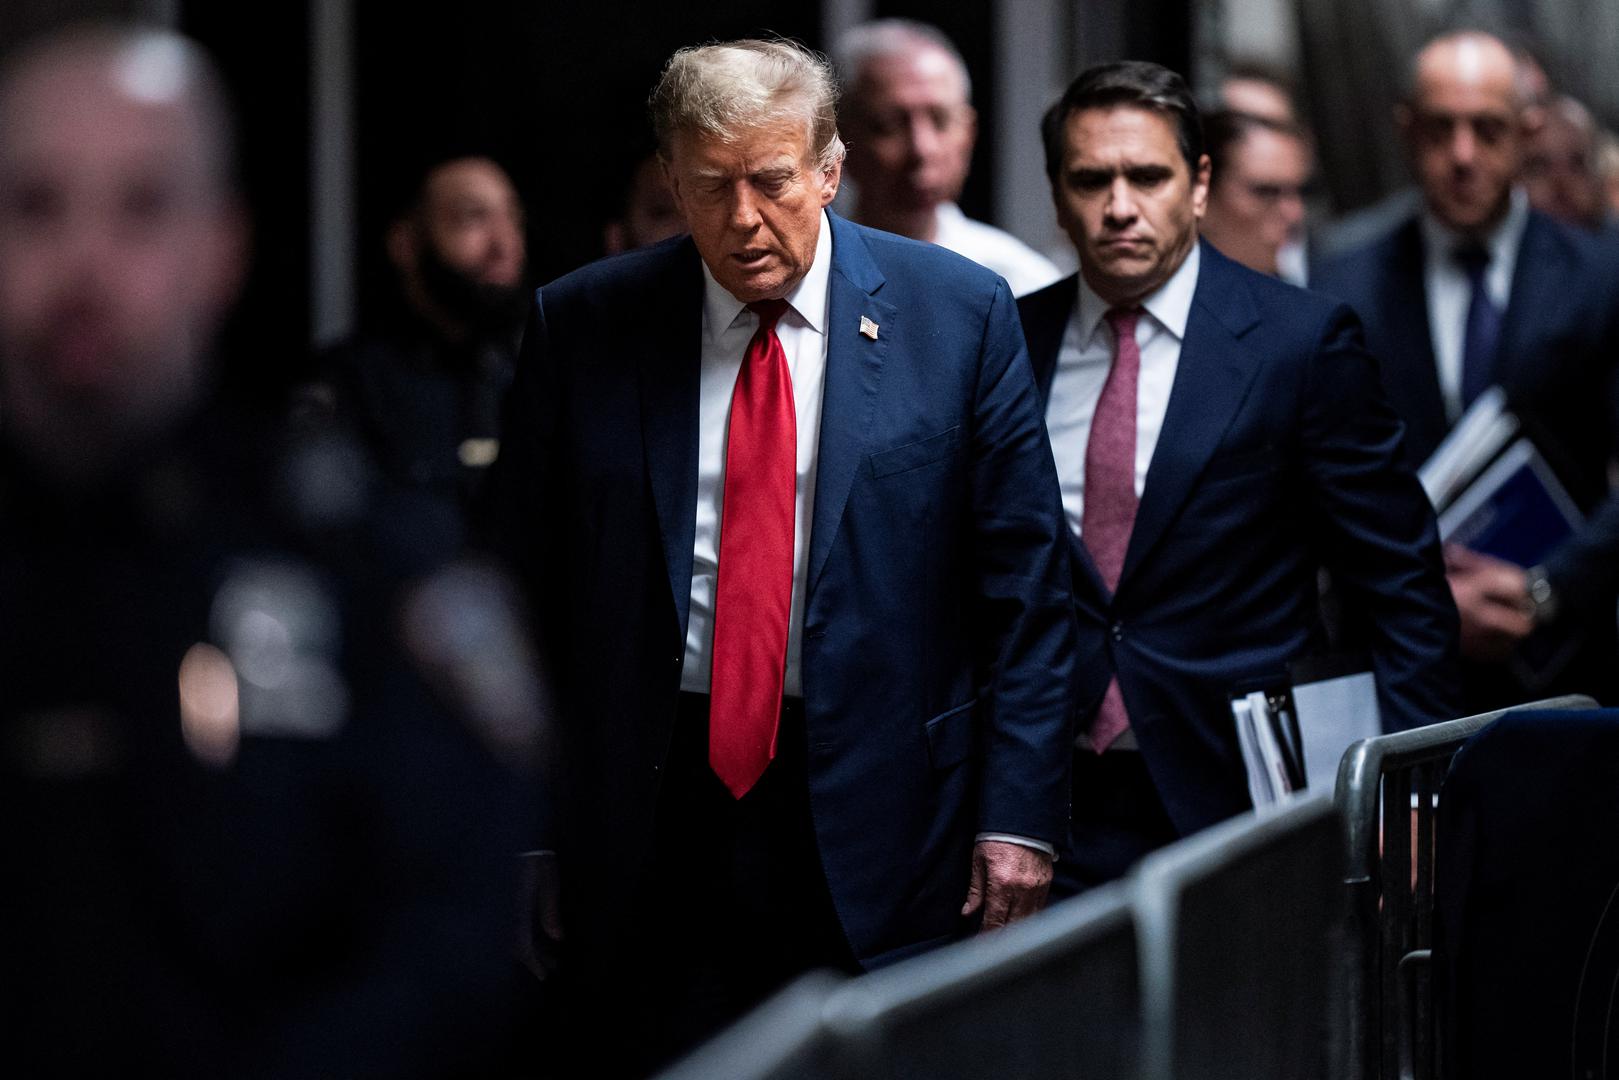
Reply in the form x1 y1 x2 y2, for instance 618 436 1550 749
1445 544 1534 661
516 850 564 980
961 840 1053 931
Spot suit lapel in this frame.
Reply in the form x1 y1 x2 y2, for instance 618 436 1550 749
808 215 892 594
1020 279 1109 600
1496 212 1571 393
638 241 706 636
1382 220 1449 458
1021 274 1078 401
1119 246 1263 588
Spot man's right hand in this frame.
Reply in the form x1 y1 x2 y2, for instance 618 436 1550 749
1445 544 1534 661
516 850 563 980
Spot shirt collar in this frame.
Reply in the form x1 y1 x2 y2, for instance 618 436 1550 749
1419 186 1530 270
1074 241 1201 345
702 210 833 342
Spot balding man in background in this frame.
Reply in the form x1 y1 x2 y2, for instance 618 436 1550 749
833 18 1061 296
0 24 533 1076
1316 29 1619 711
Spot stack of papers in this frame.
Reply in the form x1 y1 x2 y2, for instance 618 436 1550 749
1418 387 1583 568
1232 690 1306 809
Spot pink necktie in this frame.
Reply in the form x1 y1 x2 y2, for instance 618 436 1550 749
1084 307 1141 753
709 299 796 798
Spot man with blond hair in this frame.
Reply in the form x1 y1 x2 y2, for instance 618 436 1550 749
488 36 1077 1071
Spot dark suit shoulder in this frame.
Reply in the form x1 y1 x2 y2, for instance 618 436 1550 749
845 219 1008 299
537 234 695 312
1016 272 1079 325
1311 215 1417 297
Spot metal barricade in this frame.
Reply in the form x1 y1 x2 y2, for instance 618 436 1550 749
1133 793 1342 1080
824 881 1139 1079
1333 694 1596 1080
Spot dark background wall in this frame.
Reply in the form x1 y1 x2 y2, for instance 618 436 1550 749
0 0 1191 404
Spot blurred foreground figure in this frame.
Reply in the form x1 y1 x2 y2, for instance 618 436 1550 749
304 153 528 571
834 18 1060 295
0 25 537 1077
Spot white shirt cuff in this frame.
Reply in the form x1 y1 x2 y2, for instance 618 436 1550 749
975 832 1056 859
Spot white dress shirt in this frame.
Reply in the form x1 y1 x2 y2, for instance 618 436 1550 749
1419 187 1529 422
932 202 1064 298
680 212 832 698
1045 243 1202 543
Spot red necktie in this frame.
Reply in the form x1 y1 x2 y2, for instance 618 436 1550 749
709 299 796 798
1084 307 1141 753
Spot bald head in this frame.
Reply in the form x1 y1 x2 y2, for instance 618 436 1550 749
1399 31 1531 235
833 20 977 239
0 25 247 483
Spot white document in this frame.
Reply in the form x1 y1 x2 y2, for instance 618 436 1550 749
1292 670 1382 793
1417 386 1517 511
1231 697 1275 808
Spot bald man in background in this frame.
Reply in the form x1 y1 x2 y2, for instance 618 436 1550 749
1316 29 1619 711
834 18 1060 296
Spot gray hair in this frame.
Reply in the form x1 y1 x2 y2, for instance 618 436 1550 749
649 38 845 173
832 18 972 103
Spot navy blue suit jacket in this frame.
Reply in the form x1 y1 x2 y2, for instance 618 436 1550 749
1019 243 1460 835
488 213 1078 968
1314 212 1619 693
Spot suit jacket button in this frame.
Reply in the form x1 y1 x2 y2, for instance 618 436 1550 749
1111 622 1124 642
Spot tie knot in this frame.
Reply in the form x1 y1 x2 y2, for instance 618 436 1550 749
1453 244 1490 278
1105 306 1141 342
748 298 791 330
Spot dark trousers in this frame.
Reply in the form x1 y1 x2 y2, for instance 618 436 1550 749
585 692 858 1078
1052 747 1180 898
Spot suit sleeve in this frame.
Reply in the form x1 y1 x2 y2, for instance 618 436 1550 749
1299 302 1462 730
475 290 564 847
966 278 1081 844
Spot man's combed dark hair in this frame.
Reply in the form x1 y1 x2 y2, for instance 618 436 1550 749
1202 109 1305 184
1040 61 1204 181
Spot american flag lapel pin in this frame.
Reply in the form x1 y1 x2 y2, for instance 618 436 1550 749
859 315 879 341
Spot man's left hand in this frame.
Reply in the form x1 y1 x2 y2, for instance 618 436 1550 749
961 840 1053 931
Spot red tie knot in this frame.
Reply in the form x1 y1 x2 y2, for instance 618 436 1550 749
747 297 793 331
748 298 791 330
1105 306 1142 344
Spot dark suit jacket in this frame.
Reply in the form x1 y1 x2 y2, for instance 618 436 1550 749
1019 243 1460 836
488 213 1078 970
1314 212 1619 695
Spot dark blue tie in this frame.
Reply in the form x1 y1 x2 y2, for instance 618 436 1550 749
1455 245 1501 410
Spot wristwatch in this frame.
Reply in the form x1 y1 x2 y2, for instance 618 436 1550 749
1525 565 1560 625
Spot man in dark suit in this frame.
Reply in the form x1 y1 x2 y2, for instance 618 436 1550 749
1314 30 1619 711
486 38 1077 1073
1019 61 1460 893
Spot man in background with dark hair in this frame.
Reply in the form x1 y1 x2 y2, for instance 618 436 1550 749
603 145 686 255
1020 60 1458 892
303 153 528 571
1200 109 1314 280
